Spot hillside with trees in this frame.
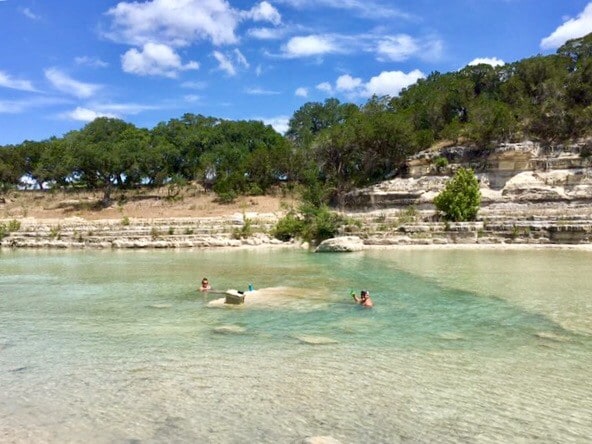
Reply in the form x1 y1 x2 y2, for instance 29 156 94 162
1 33 592 209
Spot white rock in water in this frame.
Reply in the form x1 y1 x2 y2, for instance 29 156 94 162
213 325 247 334
294 335 338 345
315 236 364 252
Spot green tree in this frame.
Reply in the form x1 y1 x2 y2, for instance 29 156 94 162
434 168 481 221
286 98 358 148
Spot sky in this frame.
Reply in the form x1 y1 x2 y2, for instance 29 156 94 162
1 0 592 145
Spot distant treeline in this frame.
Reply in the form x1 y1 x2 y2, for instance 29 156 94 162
1 33 591 205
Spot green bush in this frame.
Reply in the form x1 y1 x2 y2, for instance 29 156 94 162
434 168 481 221
272 212 304 241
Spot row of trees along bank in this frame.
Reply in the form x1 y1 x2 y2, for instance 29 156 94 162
1 33 592 210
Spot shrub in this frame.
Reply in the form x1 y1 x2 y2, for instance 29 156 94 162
272 212 304 241
434 168 481 221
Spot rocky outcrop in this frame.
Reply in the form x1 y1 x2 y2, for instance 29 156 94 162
344 141 592 210
315 236 364 252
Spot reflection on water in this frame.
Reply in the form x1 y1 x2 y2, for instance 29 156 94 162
0 249 591 443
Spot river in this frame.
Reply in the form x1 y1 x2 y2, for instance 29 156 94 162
1 248 590 443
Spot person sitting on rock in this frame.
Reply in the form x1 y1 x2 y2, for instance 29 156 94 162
352 290 373 308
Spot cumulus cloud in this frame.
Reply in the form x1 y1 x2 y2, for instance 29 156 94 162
45 68 102 98
105 0 240 47
363 70 424 97
468 57 505 67
122 43 199 78
295 87 308 97
336 74 362 92
259 116 290 134
63 107 118 122
316 82 334 94
315 69 425 99
541 3 592 50
0 71 37 92
282 35 338 57
243 1 282 25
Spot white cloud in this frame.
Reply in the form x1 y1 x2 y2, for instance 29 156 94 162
541 3 592 50
122 43 199 78
468 57 505 67
363 69 424 97
45 68 102 98
233 49 250 68
62 107 118 122
282 35 338 57
91 102 160 115
248 27 286 40
316 82 334 94
275 0 411 20
213 51 236 76
213 49 249 76
21 7 40 20
184 94 201 103
243 1 282 25
376 35 419 61
245 87 280 95
105 0 240 47
315 69 424 99
75 56 109 68
0 71 37 92
376 34 443 62
181 81 207 89
259 116 290 134
295 87 308 97
336 74 362 91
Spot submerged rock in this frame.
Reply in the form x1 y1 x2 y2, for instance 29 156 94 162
294 335 338 345
213 325 247 334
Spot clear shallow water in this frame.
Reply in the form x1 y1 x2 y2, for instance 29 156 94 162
1 248 591 443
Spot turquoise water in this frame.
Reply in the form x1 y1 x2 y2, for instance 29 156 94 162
1 248 591 443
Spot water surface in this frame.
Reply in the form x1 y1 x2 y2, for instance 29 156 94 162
1 248 590 443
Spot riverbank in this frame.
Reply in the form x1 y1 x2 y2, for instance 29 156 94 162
2 185 592 249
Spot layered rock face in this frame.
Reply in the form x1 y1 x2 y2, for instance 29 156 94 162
344 141 592 210
337 141 592 246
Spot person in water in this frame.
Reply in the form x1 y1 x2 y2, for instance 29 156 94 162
199 277 212 292
352 290 373 307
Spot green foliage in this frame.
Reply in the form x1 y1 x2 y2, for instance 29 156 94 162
433 156 449 170
8 219 21 232
0 223 7 240
214 190 237 204
121 216 130 226
272 211 305 241
49 225 61 240
434 168 481 221
232 218 253 240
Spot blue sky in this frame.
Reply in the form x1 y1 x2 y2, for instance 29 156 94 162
1 0 592 145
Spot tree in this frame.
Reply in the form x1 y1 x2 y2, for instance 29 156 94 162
434 168 481 221
286 98 358 148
